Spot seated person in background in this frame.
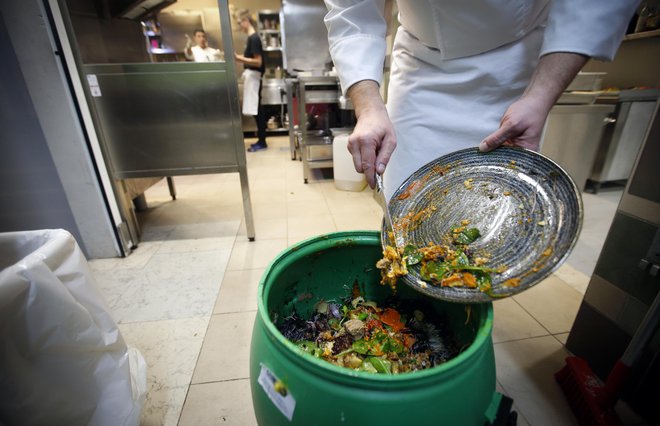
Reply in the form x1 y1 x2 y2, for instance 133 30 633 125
184 29 224 62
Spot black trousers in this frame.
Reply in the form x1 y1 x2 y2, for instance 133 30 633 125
254 78 266 144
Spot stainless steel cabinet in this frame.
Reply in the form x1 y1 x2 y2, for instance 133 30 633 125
589 90 660 191
540 104 616 192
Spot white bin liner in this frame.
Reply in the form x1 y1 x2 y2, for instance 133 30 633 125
0 229 146 426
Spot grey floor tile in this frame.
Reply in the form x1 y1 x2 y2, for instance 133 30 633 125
119 317 209 426
95 248 230 324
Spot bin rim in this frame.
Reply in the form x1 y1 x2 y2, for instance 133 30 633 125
256 230 494 384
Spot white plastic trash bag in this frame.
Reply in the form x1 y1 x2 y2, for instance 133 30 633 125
0 229 147 426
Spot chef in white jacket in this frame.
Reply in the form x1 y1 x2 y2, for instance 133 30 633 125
324 0 639 199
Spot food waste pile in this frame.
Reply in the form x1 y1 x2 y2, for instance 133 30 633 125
276 288 461 375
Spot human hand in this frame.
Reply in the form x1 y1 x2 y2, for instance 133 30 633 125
480 52 589 153
348 103 396 188
347 81 396 188
184 34 192 50
479 95 550 152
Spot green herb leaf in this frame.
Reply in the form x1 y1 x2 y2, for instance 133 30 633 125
367 357 392 374
359 359 378 374
296 341 322 357
421 260 449 282
454 251 470 267
403 244 424 265
351 340 370 355
454 227 481 245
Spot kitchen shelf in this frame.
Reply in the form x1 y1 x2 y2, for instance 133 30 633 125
624 28 660 41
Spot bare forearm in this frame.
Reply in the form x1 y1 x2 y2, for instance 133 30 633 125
235 54 262 68
524 52 589 112
347 80 386 119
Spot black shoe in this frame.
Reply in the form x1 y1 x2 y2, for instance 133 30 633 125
247 142 267 152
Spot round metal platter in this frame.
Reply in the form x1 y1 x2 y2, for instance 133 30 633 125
381 147 583 303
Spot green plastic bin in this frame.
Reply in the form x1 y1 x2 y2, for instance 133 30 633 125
250 231 499 425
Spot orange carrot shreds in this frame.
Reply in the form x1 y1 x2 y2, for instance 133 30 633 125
397 179 424 200
403 334 417 349
502 278 522 288
380 308 405 332
463 272 477 288
441 273 464 287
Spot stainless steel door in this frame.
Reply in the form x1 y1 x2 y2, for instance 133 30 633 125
56 0 255 244
84 62 239 178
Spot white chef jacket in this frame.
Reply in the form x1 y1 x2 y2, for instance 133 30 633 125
324 0 638 199
185 45 224 62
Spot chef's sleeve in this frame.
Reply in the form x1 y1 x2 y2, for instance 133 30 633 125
540 0 640 61
324 0 388 94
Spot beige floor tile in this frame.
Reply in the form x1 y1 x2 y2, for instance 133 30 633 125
286 181 327 202
238 217 288 240
251 198 288 219
333 211 382 232
553 332 570 345
512 275 583 334
192 311 256 383
553 263 591 295
494 336 578 426
287 214 337 239
214 268 264 314
179 379 257 426
492 298 549 344
227 238 288 271
119 317 208 426
287 198 331 217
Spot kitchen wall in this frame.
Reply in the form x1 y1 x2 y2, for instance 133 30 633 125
583 35 660 89
1 0 120 258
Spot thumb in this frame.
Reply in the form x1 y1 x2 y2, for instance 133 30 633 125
479 126 513 152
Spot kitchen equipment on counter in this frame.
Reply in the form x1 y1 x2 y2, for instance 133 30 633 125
381 147 583 303
249 231 512 426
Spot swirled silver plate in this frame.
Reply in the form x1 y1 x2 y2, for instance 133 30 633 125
381 147 583 303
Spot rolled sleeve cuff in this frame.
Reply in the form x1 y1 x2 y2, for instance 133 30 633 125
330 34 387 94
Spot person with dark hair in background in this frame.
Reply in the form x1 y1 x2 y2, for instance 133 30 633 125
234 9 268 152
184 29 224 62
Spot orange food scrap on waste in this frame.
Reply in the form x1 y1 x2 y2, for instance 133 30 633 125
380 308 405 332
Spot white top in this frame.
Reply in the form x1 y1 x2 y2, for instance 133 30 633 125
185 45 224 62
324 0 639 93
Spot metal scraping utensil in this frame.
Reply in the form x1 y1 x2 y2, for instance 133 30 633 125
375 173 404 249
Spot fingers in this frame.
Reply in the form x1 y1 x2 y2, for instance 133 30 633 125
348 134 377 188
375 134 396 175
479 125 513 152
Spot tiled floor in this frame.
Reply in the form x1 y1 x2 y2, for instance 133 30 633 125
89 136 631 425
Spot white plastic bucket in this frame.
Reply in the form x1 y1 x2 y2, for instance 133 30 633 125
333 134 367 192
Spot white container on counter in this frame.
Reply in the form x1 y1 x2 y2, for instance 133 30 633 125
333 133 367 192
